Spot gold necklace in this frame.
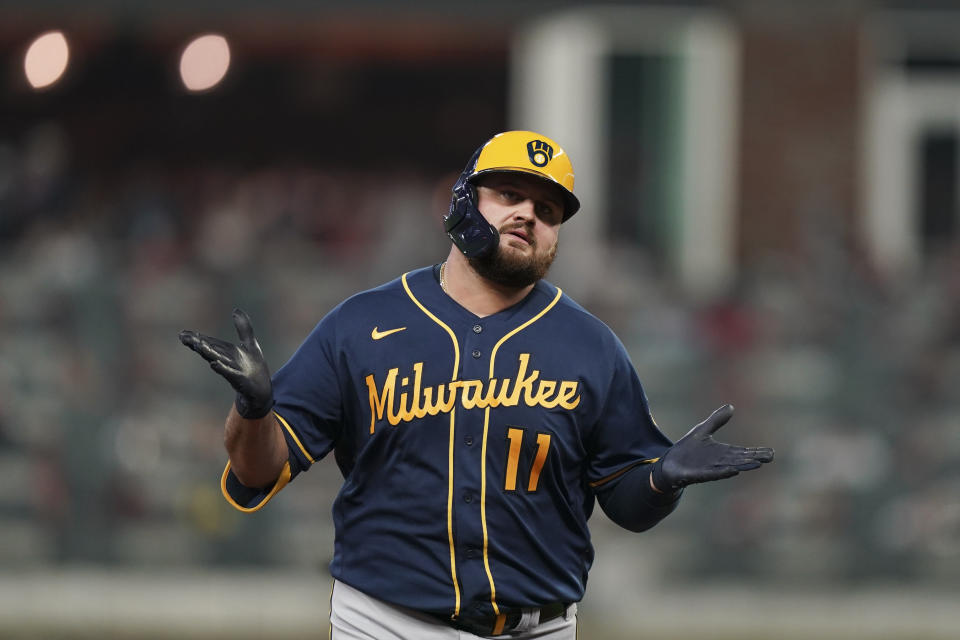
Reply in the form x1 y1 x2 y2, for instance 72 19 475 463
439 261 448 292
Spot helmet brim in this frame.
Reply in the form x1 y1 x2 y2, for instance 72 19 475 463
468 168 581 222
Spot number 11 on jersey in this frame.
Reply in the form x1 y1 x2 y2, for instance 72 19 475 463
504 427 552 492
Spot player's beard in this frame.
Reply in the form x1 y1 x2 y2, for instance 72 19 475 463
468 226 558 288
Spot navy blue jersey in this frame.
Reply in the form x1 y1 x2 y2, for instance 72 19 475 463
222 265 674 619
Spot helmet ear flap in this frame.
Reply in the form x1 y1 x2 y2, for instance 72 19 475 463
443 179 473 233
444 148 500 258
445 179 499 258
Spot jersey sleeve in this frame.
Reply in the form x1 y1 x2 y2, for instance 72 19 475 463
584 337 674 491
221 309 345 511
270 309 345 472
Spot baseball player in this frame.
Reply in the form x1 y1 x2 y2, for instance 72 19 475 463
180 130 774 639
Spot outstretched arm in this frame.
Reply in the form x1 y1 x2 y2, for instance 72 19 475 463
598 404 773 533
179 309 288 489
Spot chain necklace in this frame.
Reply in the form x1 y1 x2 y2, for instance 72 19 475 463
440 261 448 292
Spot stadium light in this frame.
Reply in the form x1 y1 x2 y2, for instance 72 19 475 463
179 34 231 92
24 30 70 90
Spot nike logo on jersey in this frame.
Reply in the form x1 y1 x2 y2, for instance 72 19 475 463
371 326 407 340
364 354 580 433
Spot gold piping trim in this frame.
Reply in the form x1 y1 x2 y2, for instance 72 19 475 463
402 271 462 617
481 286 563 616
273 410 315 465
328 579 335 640
493 613 507 635
588 458 659 488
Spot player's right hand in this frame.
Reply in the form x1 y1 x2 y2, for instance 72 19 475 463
179 308 275 419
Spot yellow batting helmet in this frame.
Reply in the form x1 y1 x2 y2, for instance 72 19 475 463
467 130 580 220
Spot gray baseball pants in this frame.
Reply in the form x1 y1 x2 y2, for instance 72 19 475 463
330 579 577 639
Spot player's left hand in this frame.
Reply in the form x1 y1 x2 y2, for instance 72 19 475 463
651 404 774 492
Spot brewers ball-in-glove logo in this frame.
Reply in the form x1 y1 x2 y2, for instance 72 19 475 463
526 140 553 167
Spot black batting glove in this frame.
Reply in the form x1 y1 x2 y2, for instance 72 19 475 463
179 308 275 419
651 404 774 492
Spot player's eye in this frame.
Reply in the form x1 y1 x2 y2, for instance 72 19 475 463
536 202 560 222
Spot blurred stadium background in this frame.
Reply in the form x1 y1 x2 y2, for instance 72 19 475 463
1 0 959 638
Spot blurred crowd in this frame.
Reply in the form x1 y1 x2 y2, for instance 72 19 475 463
1 119 959 588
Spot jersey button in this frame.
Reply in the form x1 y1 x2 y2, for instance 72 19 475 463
463 492 473 503
464 435 474 446
471 349 481 359
472 324 482 334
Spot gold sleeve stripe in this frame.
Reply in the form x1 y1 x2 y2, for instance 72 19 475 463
401 271 462 617
220 460 292 512
274 411 315 465
481 286 563 616
588 458 659 488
